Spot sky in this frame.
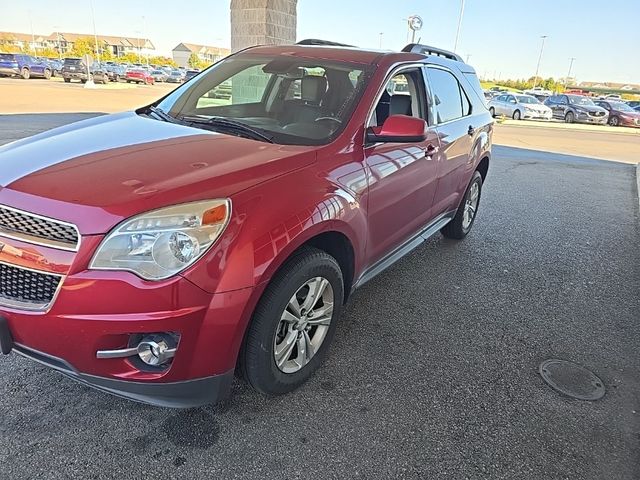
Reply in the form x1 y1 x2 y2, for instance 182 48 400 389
3 0 639 84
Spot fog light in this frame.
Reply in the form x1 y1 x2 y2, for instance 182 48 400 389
137 334 177 366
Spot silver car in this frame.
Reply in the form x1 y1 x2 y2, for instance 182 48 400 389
488 93 552 121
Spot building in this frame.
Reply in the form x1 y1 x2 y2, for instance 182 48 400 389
0 31 155 58
172 43 230 68
0 32 48 52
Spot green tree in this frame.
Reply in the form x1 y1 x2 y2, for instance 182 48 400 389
69 37 96 57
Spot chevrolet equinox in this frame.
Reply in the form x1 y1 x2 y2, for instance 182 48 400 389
0 40 492 407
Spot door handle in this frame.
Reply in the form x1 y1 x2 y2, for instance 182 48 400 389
424 144 438 158
467 125 476 136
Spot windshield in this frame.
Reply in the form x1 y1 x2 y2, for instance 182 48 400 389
610 101 635 112
568 95 595 106
516 95 540 104
157 54 373 146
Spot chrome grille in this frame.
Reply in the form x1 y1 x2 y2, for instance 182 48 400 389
0 262 62 311
0 205 79 250
588 111 605 117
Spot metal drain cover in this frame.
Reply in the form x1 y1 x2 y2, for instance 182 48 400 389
539 359 605 401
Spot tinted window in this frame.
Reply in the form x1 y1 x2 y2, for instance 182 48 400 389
0 53 15 61
427 67 463 123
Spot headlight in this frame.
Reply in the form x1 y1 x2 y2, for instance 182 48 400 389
90 199 231 280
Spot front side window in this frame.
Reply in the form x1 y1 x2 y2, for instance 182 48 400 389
157 55 372 146
427 67 466 124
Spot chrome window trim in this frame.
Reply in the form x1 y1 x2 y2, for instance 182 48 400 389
0 204 81 252
0 259 64 313
424 64 474 126
365 62 429 129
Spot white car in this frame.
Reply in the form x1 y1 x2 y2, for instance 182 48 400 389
488 93 553 120
524 86 553 97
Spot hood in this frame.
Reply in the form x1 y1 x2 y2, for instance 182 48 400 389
0 112 315 234
573 104 607 113
617 109 640 119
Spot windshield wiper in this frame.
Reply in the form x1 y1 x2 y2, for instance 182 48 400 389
180 115 275 143
146 106 184 124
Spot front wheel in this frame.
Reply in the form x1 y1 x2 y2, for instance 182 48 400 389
239 247 344 395
609 116 619 126
21 68 30 79
441 171 483 240
63 77 71 83
489 107 495 117
43 69 51 80
565 111 575 123
513 109 521 120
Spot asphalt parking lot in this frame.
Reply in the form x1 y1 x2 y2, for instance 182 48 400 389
0 114 639 480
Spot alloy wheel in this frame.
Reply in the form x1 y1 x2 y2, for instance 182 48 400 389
273 277 334 374
462 181 480 230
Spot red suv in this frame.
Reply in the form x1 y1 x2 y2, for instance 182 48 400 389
0 40 492 407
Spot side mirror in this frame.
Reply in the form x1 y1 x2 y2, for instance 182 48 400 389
366 115 427 144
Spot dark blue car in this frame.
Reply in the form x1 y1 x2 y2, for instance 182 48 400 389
0 53 53 79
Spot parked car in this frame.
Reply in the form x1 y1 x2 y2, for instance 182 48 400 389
488 93 552 120
0 53 53 79
61 58 109 84
604 94 622 101
125 68 155 85
150 69 168 82
104 63 126 82
544 94 608 124
43 57 62 76
524 86 553 97
166 70 184 83
626 100 640 109
594 100 640 128
0 40 492 407
184 69 200 81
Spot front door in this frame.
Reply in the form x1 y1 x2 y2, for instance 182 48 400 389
364 68 440 265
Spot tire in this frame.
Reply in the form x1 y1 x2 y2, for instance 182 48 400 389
489 107 495 117
239 247 344 395
565 111 575 123
63 77 71 83
609 116 619 126
513 109 521 120
21 68 30 80
43 69 51 80
441 170 483 240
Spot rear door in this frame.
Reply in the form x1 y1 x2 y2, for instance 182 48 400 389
424 65 478 215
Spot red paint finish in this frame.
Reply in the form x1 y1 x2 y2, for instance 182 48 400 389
0 44 492 403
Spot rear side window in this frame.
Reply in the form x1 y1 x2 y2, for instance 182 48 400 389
0 53 15 61
427 67 467 124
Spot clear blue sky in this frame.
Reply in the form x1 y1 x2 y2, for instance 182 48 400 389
4 0 639 83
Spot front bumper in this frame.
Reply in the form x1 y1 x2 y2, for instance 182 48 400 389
0 266 254 407
575 114 608 124
522 111 552 120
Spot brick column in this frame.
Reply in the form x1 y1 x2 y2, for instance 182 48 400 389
230 0 298 52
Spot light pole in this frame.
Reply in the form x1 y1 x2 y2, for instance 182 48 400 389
142 16 148 66
532 35 547 89
378 32 384 49
453 0 465 53
135 30 142 64
465 54 472 63
90 0 100 65
565 57 576 87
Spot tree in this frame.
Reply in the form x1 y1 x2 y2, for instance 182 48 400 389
69 37 96 57
188 53 211 70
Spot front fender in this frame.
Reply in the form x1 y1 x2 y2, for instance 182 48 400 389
182 162 368 294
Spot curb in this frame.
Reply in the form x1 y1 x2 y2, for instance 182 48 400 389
496 120 640 136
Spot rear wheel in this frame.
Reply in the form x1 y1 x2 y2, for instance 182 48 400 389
43 69 51 80
513 109 521 120
489 107 495 117
441 171 483 240
21 68 30 79
239 247 344 395
63 77 71 83
565 111 575 123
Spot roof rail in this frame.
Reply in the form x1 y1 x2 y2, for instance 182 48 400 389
296 39 355 47
402 43 464 63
